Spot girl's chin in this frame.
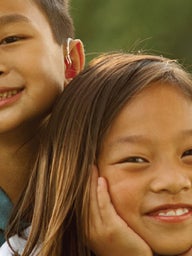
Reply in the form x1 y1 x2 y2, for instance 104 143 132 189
177 247 192 256
153 244 192 256
153 249 192 256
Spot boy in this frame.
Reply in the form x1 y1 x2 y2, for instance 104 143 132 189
0 0 84 245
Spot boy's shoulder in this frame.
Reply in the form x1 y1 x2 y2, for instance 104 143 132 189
0 188 13 246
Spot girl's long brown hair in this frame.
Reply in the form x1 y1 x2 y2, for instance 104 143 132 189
7 53 192 255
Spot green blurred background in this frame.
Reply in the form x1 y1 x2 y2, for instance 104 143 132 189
71 0 192 68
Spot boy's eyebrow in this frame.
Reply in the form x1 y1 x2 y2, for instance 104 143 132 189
0 14 31 27
181 129 192 137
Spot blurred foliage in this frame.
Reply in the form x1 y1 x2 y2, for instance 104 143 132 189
71 0 192 69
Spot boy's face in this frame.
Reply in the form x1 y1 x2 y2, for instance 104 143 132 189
98 83 192 255
0 0 66 133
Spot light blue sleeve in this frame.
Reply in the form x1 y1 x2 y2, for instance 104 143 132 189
0 240 16 255
0 228 30 256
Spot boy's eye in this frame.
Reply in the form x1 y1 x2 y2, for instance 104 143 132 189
182 149 192 157
181 149 192 165
0 36 24 45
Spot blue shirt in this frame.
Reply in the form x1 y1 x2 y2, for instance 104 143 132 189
0 188 13 246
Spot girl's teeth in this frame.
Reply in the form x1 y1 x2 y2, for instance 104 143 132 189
158 208 189 217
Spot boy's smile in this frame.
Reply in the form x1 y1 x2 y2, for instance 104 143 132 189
0 70 25 107
98 82 192 255
0 0 66 134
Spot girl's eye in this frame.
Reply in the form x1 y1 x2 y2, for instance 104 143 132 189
182 149 192 157
122 156 148 163
0 36 24 45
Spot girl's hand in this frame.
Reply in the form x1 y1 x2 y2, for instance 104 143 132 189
88 166 153 256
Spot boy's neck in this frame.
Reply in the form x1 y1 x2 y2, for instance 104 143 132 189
0 126 41 204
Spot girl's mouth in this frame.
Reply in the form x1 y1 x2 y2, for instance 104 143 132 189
157 208 189 217
147 205 192 223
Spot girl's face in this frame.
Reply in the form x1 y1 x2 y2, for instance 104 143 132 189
98 82 192 255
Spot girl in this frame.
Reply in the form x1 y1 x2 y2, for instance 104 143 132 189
3 53 192 255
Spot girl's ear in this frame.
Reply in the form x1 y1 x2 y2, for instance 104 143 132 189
64 39 85 81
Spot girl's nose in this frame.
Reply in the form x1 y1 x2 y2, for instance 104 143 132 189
150 165 192 194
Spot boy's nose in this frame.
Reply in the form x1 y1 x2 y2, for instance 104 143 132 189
0 61 8 75
0 65 7 76
150 166 192 194
0 65 5 75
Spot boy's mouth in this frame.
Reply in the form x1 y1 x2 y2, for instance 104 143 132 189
0 88 23 100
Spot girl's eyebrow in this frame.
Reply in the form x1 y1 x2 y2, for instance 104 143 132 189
109 129 192 148
0 14 31 27
108 135 151 148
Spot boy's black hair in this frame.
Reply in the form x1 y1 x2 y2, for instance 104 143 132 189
33 0 74 44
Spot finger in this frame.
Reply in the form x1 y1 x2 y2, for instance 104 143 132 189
89 165 102 227
97 176 124 226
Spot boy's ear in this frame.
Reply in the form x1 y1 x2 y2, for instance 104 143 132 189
64 39 85 81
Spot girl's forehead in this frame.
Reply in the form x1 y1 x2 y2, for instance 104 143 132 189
103 82 192 142
127 81 192 104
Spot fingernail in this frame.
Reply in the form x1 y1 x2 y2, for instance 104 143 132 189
98 177 103 186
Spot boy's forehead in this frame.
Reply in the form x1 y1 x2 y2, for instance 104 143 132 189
0 0 45 20
0 0 50 30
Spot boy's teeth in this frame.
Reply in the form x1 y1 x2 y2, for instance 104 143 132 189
158 208 189 217
0 90 18 99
